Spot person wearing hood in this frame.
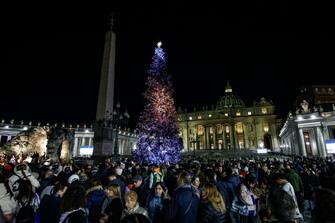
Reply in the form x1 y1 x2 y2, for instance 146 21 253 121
8 163 40 197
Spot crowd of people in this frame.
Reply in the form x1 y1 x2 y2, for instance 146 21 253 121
0 152 334 223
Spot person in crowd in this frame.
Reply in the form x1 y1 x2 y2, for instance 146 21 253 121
15 178 40 223
312 187 335 223
8 163 40 196
121 191 150 222
59 184 88 223
191 175 201 191
271 172 303 222
0 180 16 223
100 184 123 223
285 164 304 213
166 171 200 223
86 178 107 223
200 183 226 223
130 175 150 208
267 188 296 223
145 182 168 223
39 181 67 223
230 183 257 223
149 166 163 189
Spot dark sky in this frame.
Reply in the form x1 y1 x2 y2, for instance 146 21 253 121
1 3 333 128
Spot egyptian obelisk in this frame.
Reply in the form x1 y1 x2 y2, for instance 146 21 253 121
93 16 116 156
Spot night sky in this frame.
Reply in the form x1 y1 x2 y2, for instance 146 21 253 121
1 4 332 128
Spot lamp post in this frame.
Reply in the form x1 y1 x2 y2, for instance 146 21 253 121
111 102 130 161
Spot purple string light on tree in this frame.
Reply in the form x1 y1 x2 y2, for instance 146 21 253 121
132 42 182 165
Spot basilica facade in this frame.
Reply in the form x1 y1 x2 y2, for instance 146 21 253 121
177 83 280 152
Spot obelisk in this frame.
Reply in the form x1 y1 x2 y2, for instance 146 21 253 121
93 16 116 156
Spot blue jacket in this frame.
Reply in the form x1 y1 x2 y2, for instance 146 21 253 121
166 184 200 223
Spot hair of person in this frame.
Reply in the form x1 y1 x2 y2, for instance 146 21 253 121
153 182 166 192
177 171 192 185
17 179 34 203
125 190 138 202
313 187 335 223
53 181 68 195
106 184 121 198
269 188 296 222
203 183 226 213
61 184 86 212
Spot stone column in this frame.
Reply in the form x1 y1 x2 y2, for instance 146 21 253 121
222 125 227 149
88 137 93 147
182 126 188 152
232 124 238 149
205 126 210 149
73 137 79 157
322 125 330 140
213 126 218 149
316 126 327 158
298 129 307 157
229 125 233 149
243 123 248 148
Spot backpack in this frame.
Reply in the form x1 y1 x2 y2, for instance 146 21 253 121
12 174 31 192
16 201 35 223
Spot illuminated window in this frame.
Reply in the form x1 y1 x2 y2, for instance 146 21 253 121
224 113 228 117
236 112 241 116
248 111 252 115
225 126 230 133
261 107 267 114
197 115 202 119
189 117 193 120
210 127 214 134
208 114 212 118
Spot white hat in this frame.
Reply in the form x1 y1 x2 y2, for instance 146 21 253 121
68 174 79 184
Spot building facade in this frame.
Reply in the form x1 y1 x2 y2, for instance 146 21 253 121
177 83 280 152
0 120 137 158
279 85 335 158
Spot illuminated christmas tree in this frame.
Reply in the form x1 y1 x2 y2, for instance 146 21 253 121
133 42 182 165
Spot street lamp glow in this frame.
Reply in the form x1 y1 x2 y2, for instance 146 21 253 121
157 41 162 48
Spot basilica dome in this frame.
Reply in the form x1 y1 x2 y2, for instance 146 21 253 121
216 82 245 110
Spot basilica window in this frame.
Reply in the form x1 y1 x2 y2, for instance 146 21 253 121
197 115 202 119
236 112 241 116
263 122 269 132
225 126 230 133
197 125 204 135
217 124 223 134
236 123 243 133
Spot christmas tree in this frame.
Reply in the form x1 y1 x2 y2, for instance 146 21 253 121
133 42 182 165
